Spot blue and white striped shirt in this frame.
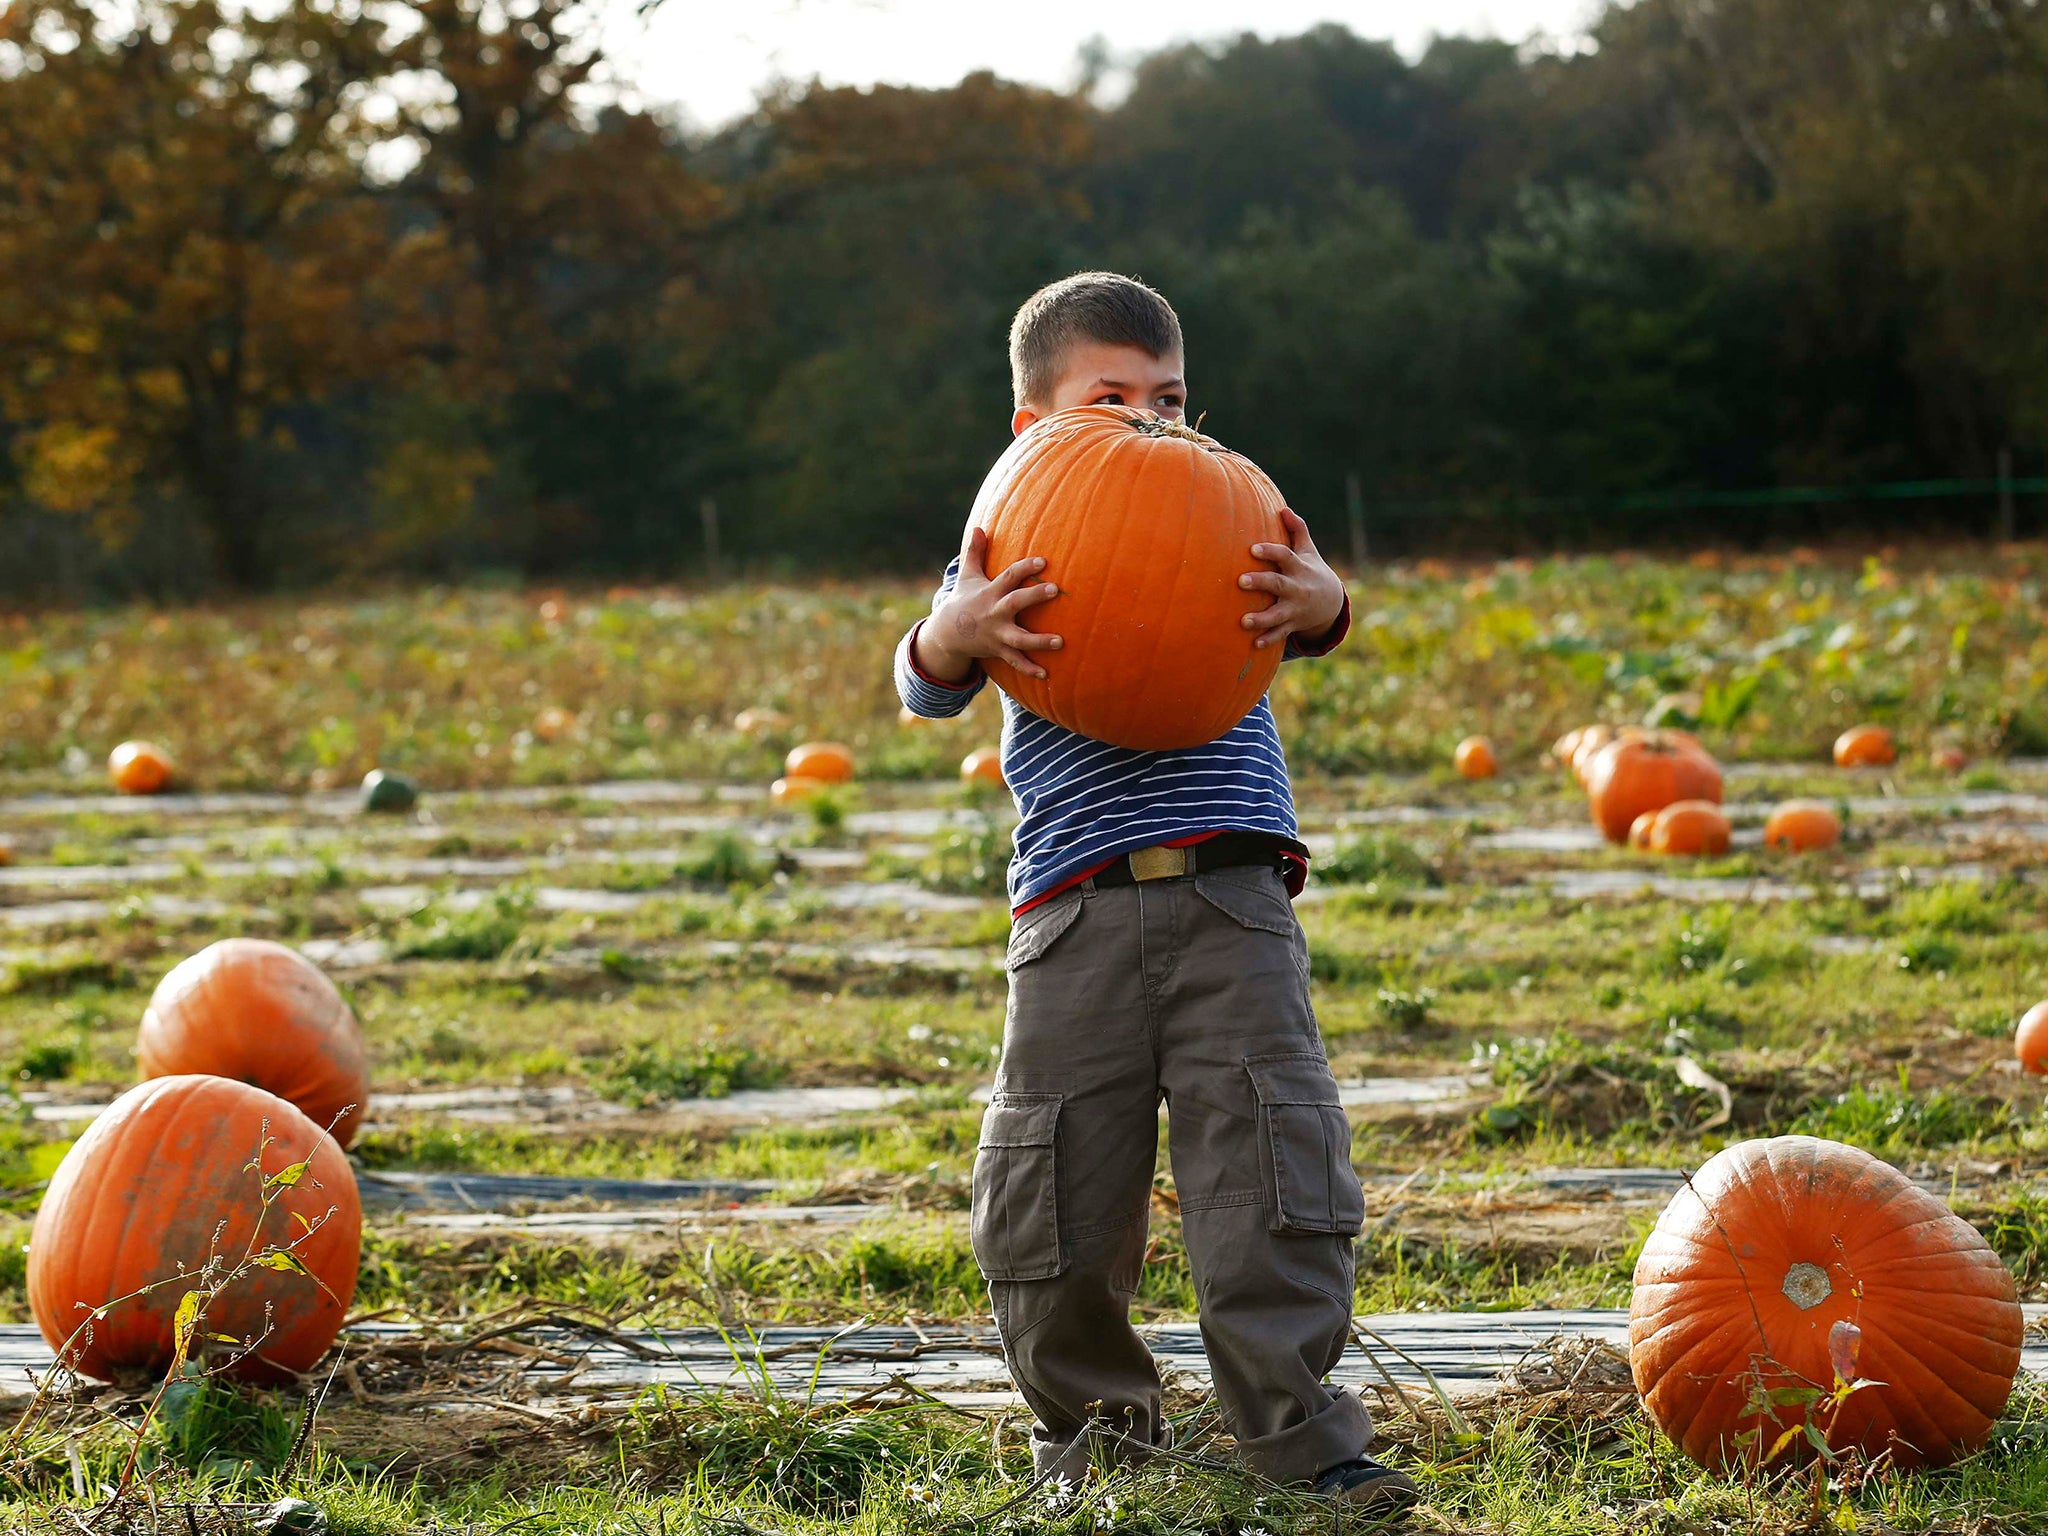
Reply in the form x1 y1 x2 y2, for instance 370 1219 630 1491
893 557 1348 909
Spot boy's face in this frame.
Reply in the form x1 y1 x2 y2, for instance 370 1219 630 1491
1012 342 1187 437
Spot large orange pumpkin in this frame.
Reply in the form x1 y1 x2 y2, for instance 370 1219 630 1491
971 405 1287 751
29 1076 361 1384
770 774 830 805
1630 1136 2022 1473
1584 733 1723 844
1648 799 1731 857
108 741 175 795
1453 736 1497 780
1764 800 1841 853
1834 724 1896 768
2016 1002 2048 1076
785 742 855 783
960 748 1004 787
137 939 370 1148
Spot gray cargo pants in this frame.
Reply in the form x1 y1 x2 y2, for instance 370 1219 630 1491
970 864 1371 1484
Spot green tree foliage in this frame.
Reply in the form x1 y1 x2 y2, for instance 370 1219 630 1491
3 0 2047 595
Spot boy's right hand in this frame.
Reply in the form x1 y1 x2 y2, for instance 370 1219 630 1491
917 526 1064 682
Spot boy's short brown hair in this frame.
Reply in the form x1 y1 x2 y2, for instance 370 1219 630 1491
1009 272 1184 409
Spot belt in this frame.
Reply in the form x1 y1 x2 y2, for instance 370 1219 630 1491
1087 832 1306 888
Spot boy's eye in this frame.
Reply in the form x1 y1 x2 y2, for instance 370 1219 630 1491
1095 393 1123 406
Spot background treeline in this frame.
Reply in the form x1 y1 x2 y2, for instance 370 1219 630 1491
3 0 2046 598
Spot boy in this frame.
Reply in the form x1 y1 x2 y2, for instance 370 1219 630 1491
893 272 1417 1516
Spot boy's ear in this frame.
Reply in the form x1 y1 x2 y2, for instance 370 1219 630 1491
1011 406 1038 438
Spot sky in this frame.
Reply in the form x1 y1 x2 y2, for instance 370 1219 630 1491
606 0 1607 129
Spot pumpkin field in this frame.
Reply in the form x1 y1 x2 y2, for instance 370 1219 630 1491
2 547 2047 1533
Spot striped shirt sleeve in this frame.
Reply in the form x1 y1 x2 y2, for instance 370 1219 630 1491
894 558 987 719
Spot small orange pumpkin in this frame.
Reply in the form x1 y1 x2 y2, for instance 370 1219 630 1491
2017 1002 2048 1076
1631 1135 2022 1472
1569 725 1618 786
770 775 831 806
1764 800 1841 853
785 742 855 783
897 705 922 727
1648 799 1731 857
28 1076 361 1384
1628 811 1658 851
1552 727 1587 769
974 406 1288 751
0 837 13 867
1932 746 1968 774
108 741 175 795
960 748 1004 787
1834 724 1896 768
532 706 575 742
138 939 370 1148
1453 736 1498 779
1583 732 1723 844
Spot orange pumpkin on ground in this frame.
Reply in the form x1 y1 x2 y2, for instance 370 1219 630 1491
2017 1002 2048 1076
0 838 12 867
785 742 855 783
1648 799 1731 857
1932 746 1969 774
771 775 831 806
1583 732 1724 844
972 405 1288 751
1628 811 1658 851
1834 724 1897 768
1453 736 1497 780
1630 1135 2021 1472
960 748 1004 787
138 939 370 1148
1764 800 1842 853
108 741 175 795
532 707 574 742
1569 725 1618 786
1552 727 1587 769
29 1076 361 1384
897 705 922 727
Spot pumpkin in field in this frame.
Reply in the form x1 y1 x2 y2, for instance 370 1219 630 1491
2017 1002 2048 1075
897 705 922 727
108 741 175 795
1932 746 1969 774
1834 724 1896 768
1630 1135 2021 1472
1628 811 1658 851
138 939 370 1148
1552 727 1587 769
1453 736 1497 780
1764 799 1841 853
0 838 12 867
359 769 417 814
771 775 830 806
1647 799 1731 857
532 706 574 742
971 405 1288 751
29 1076 361 1384
960 748 1004 787
1583 732 1723 844
785 741 855 783
1569 725 1619 786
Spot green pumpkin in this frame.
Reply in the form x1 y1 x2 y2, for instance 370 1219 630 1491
359 769 418 814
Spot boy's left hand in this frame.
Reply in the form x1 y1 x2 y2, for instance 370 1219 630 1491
1240 508 1345 650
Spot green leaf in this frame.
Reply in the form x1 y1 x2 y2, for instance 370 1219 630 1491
252 1250 310 1275
1765 1425 1803 1463
266 1159 311 1191
172 1290 200 1357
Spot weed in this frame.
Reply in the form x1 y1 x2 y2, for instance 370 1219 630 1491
1320 832 1436 887
595 1043 775 1106
393 890 532 961
918 815 1011 897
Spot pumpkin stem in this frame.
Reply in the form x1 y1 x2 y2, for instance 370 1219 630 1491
1781 1262 1833 1310
1123 413 1213 448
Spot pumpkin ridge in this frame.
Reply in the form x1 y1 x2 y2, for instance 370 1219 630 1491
1081 433 1154 740
1845 1308 1999 1459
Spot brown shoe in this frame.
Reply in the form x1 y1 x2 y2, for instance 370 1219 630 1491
1311 1454 1421 1519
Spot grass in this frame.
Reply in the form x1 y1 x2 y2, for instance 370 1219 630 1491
5 550 2048 1530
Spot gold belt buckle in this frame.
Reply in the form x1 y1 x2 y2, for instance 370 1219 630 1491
1128 844 1190 881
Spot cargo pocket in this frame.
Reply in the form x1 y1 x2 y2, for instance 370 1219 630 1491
1194 868 1296 936
971 1093 1064 1280
1245 1054 1364 1237
1005 890 1084 971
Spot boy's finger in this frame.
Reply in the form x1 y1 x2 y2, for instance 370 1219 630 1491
1279 507 1316 550
991 557 1049 594
959 525 991 579
1237 570 1287 594
993 579 1058 615
1250 541 1307 571
997 646 1048 679
1003 626 1063 652
1243 604 1293 631
1252 622 1298 649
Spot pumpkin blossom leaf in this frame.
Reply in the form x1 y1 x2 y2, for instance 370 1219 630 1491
252 1250 310 1275
266 1160 311 1191
171 1290 200 1356
1765 1425 1803 1464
